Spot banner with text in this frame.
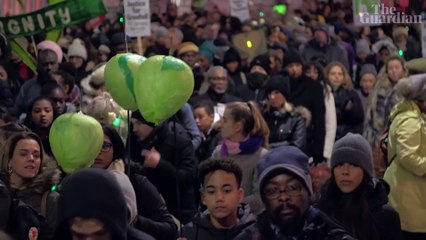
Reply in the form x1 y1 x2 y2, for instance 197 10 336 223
422 21 426 57
230 0 250 22
124 0 151 37
0 0 107 39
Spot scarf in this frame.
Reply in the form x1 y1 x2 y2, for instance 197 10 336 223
220 136 263 158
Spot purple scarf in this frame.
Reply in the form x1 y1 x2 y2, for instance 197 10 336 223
220 136 263 158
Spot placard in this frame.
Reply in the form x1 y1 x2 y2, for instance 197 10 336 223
124 0 151 37
230 0 250 22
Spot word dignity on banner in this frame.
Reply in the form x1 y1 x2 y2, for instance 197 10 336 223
0 0 107 39
359 3 422 24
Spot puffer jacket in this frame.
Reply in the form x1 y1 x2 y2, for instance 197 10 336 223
181 203 256 240
384 99 426 233
263 106 308 152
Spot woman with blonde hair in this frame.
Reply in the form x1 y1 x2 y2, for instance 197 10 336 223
211 101 269 215
364 55 409 148
83 92 128 140
325 61 364 140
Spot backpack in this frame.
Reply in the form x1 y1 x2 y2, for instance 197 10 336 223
374 120 397 178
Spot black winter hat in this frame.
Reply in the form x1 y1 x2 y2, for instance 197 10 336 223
131 110 156 127
258 146 313 197
282 51 304 68
331 133 374 178
250 54 271 74
264 75 290 99
223 47 241 64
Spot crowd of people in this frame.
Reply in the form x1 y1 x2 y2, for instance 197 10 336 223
0 0 426 239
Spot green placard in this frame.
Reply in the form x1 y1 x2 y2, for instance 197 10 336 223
0 0 107 39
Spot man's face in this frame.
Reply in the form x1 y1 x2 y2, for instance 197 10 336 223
314 30 328 46
263 173 310 234
131 118 154 141
209 69 228 94
38 52 58 75
202 170 243 226
286 63 303 78
180 51 198 68
69 217 111 240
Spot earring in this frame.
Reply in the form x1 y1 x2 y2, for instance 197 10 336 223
8 166 13 174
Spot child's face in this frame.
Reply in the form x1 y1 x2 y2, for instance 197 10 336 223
360 73 376 94
194 107 214 134
202 170 243 226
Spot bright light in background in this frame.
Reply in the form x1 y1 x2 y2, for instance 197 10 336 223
119 17 124 23
398 49 404 56
272 4 287 15
258 11 264 17
246 40 253 48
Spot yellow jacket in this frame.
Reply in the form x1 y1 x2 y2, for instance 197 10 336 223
384 99 426 232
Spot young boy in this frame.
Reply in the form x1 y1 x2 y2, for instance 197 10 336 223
179 159 256 240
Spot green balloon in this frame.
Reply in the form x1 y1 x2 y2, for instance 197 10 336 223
49 113 103 174
134 55 194 125
104 53 146 110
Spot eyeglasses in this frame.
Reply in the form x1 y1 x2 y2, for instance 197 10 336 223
209 76 227 81
263 184 303 200
101 142 113 152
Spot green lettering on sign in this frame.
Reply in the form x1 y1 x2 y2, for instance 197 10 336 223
0 0 107 39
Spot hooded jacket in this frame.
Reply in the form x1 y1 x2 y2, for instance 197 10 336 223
53 168 154 240
181 204 256 240
384 99 426 232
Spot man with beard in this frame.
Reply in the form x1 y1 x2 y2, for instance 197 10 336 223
189 66 241 116
14 49 59 118
248 146 354 240
236 54 270 104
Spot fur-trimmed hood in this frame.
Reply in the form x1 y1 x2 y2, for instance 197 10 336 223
16 155 62 195
295 105 312 127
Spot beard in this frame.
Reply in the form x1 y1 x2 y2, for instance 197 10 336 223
271 203 305 236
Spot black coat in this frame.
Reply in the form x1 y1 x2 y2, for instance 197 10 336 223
236 84 266 104
188 88 241 107
196 128 221 163
129 121 197 224
0 79 14 108
248 207 355 240
367 179 403 240
332 87 364 140
129 173 178 240
263 107 307 152
288 75 326 162
181 204 256 240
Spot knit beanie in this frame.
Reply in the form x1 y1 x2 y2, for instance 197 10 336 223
223 47 241 64
37 40 63 63
250 54 271 74
177 42 199 56
359 64 377 78
314 23 329 36
330 133 374 177
356 39 371 55
68 42 87 60
282 50 304 68
264 75 290 99
110 32 126 47
131 110 156 127
258 146 313 197
395 73 426 101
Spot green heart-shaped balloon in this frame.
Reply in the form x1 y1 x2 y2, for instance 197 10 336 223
104 53 146 110
134 55 194 125
49 113 103 174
